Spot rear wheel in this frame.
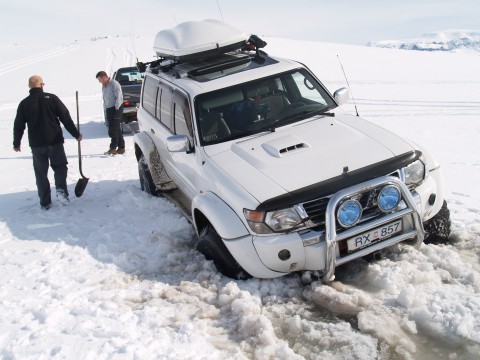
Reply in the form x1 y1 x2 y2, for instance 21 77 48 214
197 225 251 280
138 155 158 196
424 200 451 244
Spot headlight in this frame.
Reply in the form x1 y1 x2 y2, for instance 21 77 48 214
337 199 362 228
404 160 426 186
244 208 302 234
377 185 401 212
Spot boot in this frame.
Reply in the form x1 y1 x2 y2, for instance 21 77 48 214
56 189 70 206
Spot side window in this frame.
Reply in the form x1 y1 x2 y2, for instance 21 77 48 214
160 84 173 131
173 90 193 138
142 76 158 116
291 71 327 106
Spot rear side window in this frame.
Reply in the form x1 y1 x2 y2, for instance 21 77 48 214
160 84 173 131
142 76 157 116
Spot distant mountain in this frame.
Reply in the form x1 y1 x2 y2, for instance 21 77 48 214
368 29 480 53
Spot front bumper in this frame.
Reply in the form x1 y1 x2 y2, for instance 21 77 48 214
228 176 426 280
322 176 424 281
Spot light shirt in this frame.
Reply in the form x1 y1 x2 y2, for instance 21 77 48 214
102 79 123 109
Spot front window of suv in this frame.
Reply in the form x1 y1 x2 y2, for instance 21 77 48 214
195 69 337 145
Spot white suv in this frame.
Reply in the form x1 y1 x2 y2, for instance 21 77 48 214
134 20 451 280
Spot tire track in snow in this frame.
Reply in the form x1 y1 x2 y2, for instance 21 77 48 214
357 98 480 107
0 45 80 75
346 98 480 116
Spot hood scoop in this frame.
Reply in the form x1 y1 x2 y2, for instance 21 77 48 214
262 135 311 158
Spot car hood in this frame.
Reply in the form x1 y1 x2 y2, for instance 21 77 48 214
206 114 415 204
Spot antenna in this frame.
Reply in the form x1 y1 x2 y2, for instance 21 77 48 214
130 18 138 64
337 55 359 117
216 0 225 22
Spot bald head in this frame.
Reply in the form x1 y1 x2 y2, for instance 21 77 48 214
28 75 44 89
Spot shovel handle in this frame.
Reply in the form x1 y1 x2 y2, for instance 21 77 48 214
76 91 86 178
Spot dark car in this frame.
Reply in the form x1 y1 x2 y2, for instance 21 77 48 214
112 66 143 131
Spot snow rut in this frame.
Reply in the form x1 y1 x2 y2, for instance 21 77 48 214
0 45 80 75
356 98 480 117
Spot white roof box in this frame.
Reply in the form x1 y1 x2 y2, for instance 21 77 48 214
153 19 248 61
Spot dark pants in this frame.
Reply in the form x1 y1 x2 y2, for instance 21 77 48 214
31 143 69 207
106 106 125 149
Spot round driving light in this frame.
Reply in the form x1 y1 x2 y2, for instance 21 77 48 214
337 200 362 228
378 185 401 212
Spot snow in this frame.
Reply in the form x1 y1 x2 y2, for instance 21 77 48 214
368 29 480 53
1 33 480 360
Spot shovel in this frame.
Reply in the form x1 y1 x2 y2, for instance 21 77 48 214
74 91 89 197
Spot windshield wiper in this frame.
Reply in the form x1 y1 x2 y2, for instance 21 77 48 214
318 111 335 117
275 108 334 128
229 126 275 141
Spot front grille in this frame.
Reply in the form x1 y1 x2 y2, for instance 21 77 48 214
301 185 401 231
301 172 403 230
302 197 330 228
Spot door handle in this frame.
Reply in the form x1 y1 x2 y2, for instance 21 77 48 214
151 128 155 134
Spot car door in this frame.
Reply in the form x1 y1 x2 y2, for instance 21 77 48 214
160 89 203 202
149 81 174 170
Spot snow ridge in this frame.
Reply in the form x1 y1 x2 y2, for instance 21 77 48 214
368 29 480 53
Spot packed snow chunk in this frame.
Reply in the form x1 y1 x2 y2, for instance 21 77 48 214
456 315 475 338
283 315 379 359
396 284 426 308
304 281 373 315
358 309 417 356
217 282 300 359
409 290 480 346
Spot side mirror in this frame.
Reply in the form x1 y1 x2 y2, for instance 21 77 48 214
333 87 350 106
167 135 192 153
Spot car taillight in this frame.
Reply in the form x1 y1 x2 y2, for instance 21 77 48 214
123 101 131 107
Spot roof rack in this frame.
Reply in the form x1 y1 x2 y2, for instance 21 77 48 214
136 22 269 81
187 54 251 78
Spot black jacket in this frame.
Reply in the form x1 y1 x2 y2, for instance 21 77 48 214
13 88 80 148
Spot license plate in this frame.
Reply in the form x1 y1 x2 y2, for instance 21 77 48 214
346 220 402 252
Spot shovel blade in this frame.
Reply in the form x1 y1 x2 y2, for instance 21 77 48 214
74 177 89 197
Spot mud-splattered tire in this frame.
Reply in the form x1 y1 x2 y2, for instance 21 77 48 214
138 155 158 196
197 225 251 280
424 200 451 244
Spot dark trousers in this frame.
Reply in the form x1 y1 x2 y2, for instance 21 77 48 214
31 143 69 206
106 106 125 149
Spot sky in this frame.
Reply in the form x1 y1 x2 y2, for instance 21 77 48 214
1 0 479 45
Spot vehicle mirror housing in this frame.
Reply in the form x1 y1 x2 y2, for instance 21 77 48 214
167 135 191 153
333 87 350 106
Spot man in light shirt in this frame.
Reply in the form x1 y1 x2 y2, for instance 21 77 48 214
96 71 125 155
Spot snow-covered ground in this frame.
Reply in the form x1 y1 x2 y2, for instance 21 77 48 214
0 34 479 360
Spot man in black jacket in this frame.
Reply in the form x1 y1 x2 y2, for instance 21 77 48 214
13 75 83 209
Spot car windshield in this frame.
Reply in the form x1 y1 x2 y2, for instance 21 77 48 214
116 68 143 85
195 69 337 145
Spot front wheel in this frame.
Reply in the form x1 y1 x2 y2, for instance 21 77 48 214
197 225 251 280
138 155 158 196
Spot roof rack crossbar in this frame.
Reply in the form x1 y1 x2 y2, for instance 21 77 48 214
187 56 251 78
